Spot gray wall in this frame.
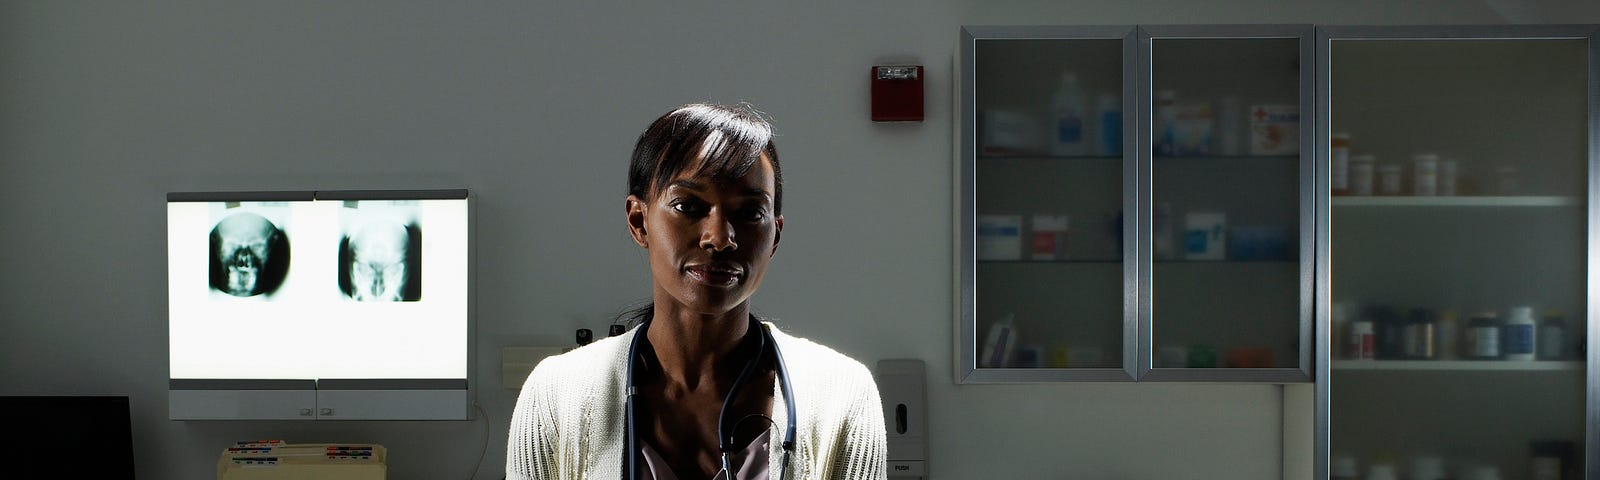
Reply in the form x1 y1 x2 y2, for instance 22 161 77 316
2 1 1596 479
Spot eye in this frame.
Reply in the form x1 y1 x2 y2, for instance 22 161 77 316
739 206 766 222
669 198 708 217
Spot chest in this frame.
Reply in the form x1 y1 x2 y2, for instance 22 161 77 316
638 370 776 478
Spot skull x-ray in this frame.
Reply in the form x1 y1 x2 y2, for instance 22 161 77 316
338 203 422 302
208 212 291 297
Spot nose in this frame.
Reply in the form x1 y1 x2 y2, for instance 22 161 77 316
699 212 738 252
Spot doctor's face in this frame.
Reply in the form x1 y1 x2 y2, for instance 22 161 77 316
628 154 783 317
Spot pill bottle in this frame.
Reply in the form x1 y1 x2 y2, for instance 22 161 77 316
1405 308 1437 359
1496 165 1521 195
1538 313 1568 360
1504 306 1537 361
1529 440 1575 480
1439 159 1459 196
1465 312 1502 360
1369 306 1403 360
1410 456 1447 480
1437 310 1460 359
1331 133 1351 195
1464 466 1502 480
1413 153 1439 196
1377 164 1404 196
1330 455 1359 480
1349 320 1375 360
1367 463 1398 480
1350 155 1376 196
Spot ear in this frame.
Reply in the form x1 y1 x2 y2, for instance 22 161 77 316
770 214 783 256
626 195 649 248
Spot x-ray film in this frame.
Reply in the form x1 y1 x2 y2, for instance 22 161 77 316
338 201 422 302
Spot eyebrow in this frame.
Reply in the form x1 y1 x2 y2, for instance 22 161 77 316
668 179 706 191
666 180 772 201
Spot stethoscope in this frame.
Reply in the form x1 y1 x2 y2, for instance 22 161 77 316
625 315 797 480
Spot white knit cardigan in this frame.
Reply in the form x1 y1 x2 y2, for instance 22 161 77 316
507 322 887 480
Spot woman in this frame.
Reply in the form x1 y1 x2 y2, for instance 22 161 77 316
508 103 887 480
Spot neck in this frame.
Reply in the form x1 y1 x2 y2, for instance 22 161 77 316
644 303 755 390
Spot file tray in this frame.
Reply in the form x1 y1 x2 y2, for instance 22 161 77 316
218 442 387 480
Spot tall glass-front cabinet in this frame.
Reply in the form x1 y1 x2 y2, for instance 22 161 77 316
1316 27 1598 480
960 24 1599 479
958 25 1315 383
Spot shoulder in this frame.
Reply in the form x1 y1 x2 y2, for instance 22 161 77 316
518 331 631 401
765 321 877 395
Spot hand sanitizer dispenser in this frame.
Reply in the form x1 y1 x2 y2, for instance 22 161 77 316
876 359 927 479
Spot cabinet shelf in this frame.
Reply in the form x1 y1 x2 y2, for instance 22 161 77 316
1153 259 1297 264
1330 196 1580 208
979 154 1120 161
978 259 1121 264
1331 359 1583 371
979 259 1298 265
1154 154 1298 161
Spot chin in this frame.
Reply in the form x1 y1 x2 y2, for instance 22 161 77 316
677 293 750 316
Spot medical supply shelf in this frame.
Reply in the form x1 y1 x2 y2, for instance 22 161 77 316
1314 26 1598 480
1331 196 1582 208
960 23 1597 480
1330 360 1585 372
959 24 1314 384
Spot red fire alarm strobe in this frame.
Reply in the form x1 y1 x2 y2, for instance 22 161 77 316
871 65 924 122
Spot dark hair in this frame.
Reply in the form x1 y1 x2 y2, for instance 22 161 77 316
628 103 782 215
621 103 783 327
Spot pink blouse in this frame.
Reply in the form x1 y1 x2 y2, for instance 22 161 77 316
640 429 771 480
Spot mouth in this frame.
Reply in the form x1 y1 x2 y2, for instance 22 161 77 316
684 262 744 287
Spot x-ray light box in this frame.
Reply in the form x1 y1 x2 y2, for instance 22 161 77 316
167 190 471 420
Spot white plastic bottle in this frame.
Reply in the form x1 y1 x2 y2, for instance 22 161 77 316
1330 133 1351 194
1153 90 1178 156
1504 306 1537 361
1330 455 1359 480
1049 72 1088 157
1217 96 1243 156
1153 202 1175 260
1367 464 1398 480
1093 93 1122 156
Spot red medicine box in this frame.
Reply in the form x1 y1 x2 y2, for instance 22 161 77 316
871 65 924 122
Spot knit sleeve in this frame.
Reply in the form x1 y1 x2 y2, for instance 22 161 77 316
830 365 888 480
506 362 559 480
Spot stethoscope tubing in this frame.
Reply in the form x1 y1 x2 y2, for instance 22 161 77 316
625 316 796 480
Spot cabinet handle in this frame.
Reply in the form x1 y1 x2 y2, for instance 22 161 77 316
320 408 334 416
300 408 313 417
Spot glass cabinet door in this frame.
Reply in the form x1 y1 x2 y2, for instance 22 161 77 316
1140 26 1314 381
960 26 1136 382
1320 27 1593 480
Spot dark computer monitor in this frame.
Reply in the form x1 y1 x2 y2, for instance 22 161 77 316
0 396 135 478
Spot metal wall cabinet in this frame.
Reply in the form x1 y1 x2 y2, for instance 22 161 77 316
957 25 1315 383
1314 26 1598 480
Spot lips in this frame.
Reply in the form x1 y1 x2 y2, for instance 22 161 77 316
685 262 743 286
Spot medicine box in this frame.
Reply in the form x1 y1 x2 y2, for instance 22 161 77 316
977 215 1023 261
1029 215 1070 260
1184 212 1227 261
1171 103 1215 156
980 109 1040 155
1249 105 1298 156
1227 226 1290 261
